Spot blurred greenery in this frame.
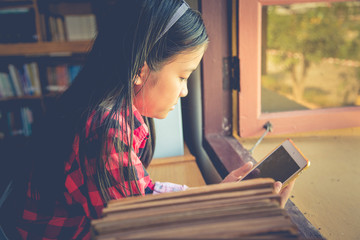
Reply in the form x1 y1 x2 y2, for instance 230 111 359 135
262 2 360 109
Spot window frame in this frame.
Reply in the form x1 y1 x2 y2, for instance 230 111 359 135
200 0 360 175
238 0 360 137
201 0 255 178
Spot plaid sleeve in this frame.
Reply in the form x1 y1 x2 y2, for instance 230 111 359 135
17 109 155 240
64 138 105 220
153 182 189 194
64 110 154 220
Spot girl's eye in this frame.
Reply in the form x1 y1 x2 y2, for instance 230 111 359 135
180 77 187 81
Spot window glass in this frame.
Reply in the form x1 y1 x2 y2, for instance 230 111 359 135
261 2 360 113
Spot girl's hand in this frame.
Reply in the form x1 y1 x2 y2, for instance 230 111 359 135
274 180 296 208
221 161 296 209
221 162 253 183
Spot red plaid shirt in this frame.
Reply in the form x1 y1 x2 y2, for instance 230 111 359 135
16 106 155 239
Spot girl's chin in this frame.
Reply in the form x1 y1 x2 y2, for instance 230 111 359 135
154 112 169 119
142 111 170 119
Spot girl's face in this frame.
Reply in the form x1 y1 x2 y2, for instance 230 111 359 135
134 45 206 119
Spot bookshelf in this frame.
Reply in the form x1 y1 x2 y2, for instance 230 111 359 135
0 1 194 189
0 0 97 142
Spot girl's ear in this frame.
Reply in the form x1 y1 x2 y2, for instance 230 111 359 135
135 62 150 85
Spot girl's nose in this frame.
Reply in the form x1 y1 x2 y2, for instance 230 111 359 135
180 84 188 97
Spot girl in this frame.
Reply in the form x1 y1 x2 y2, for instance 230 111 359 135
4 0 293 239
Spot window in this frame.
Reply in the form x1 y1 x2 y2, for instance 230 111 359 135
201 0 360 176
238 0 360 137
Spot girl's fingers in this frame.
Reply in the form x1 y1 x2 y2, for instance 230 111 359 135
222 162 253 183
274 181 282 193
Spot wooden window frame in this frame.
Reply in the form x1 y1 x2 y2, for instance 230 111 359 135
238 0 360 137
201 0 254 178
201 0 360 175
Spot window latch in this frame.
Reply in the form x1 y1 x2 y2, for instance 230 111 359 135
249 121 273 155
223 56 240 92
230 56 240 92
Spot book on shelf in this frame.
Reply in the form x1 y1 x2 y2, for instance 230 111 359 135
48 15 58 42
0 7 37 43
23 63 42 96
6 107 33 137
4 63 42 98
0 72 15 98
48 15 67 42
91 178 300 239
64 14 97 41
8 65 23 97
44 1 96 42
30 63 42 96
68 65 82 82
56 64 69 87
56 16 66 42
46 64 81 92
46 14 97 42
38 13 48 42
20 107 33 136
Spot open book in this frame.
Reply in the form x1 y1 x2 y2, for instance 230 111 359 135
91 178 299 239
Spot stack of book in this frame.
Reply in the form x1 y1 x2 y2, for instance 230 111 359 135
91 178 299 239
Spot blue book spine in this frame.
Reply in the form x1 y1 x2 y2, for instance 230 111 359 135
69 65 81 83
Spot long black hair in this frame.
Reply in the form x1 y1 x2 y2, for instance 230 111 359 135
28 0 208 204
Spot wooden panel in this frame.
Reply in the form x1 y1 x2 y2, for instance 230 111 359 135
201 0 230 135
204 133 256 178
147 145 205 187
